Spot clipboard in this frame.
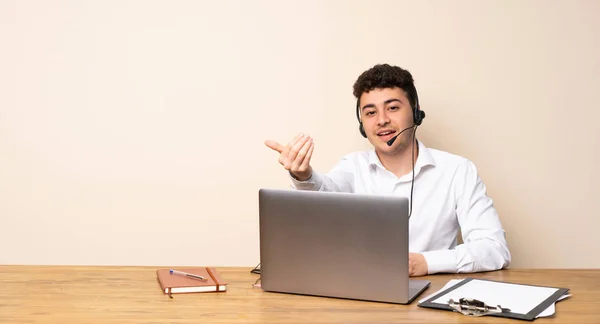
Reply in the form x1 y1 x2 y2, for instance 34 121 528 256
418 277 570 321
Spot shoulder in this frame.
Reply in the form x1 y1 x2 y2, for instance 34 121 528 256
422 145 487 200
424 144 478 176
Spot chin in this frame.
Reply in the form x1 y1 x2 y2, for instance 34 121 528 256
377 139 410 154
375 142 395 154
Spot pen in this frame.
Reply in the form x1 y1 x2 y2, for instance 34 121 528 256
169 269 208 281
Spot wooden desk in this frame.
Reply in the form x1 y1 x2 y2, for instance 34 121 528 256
1 266 598 323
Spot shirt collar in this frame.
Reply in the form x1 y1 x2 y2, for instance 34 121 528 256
368 139 436 180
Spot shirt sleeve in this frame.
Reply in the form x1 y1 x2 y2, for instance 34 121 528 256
422 160 511 274
289 155 355 192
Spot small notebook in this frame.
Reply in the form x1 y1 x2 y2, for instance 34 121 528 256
156 267 227 297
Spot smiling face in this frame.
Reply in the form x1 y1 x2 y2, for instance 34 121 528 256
359 87 415 156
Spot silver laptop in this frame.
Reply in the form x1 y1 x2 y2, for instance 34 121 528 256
258 188 430 304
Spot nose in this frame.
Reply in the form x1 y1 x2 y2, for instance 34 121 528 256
377 110 390 126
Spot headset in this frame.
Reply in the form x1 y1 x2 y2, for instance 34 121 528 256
354 85 426 218
355 85 425 138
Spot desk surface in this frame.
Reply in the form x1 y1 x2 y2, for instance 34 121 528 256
1 266 598 323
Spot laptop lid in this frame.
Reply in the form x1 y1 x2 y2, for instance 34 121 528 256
258 188 429 304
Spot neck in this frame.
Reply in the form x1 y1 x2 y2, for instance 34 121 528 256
376 139 419 178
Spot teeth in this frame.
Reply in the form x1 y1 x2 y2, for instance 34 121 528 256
379 131 392 136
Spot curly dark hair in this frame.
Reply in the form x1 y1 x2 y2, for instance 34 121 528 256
353 64 418 109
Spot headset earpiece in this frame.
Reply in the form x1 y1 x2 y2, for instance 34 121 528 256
412 91 425 126
359 123 367 138
356 99 367 138
414 108 425 126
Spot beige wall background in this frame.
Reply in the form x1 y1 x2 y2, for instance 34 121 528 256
1 0 598 268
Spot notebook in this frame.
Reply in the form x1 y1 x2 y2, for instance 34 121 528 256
156 267 227 297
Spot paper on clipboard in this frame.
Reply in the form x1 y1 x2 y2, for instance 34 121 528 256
419 279 571 318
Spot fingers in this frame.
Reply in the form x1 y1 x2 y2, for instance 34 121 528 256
285 135 311 169
299 142 314 170
265 140 284 153
267 133 314 175
408 253 427 277
281 133 304 158
290 138 313 171
408 253 416 277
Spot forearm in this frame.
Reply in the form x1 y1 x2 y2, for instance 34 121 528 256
422 237 511 274
290 170 353 192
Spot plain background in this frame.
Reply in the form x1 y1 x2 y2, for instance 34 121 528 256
1 0 598 268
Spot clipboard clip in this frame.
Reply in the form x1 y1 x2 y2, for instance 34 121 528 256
448 298 511 317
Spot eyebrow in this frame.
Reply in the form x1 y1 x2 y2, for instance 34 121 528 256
361 98 403 110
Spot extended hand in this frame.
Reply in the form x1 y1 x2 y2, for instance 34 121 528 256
409 253 428 277
265 133 314 181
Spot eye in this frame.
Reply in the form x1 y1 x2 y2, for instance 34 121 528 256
389 106 399 111
365 111 376 116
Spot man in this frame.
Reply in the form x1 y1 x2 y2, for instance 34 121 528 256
265 63 511 276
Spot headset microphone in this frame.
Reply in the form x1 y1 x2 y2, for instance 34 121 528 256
386 125 416 147
354 84 426 219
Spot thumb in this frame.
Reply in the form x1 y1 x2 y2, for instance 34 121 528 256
265 140 284 153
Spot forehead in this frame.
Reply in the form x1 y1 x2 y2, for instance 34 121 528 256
359 87 408 107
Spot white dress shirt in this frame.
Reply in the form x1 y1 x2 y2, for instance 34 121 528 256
290 140 511 275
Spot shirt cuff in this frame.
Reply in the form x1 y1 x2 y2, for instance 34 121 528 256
289 171 322 190
421 249 458 275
